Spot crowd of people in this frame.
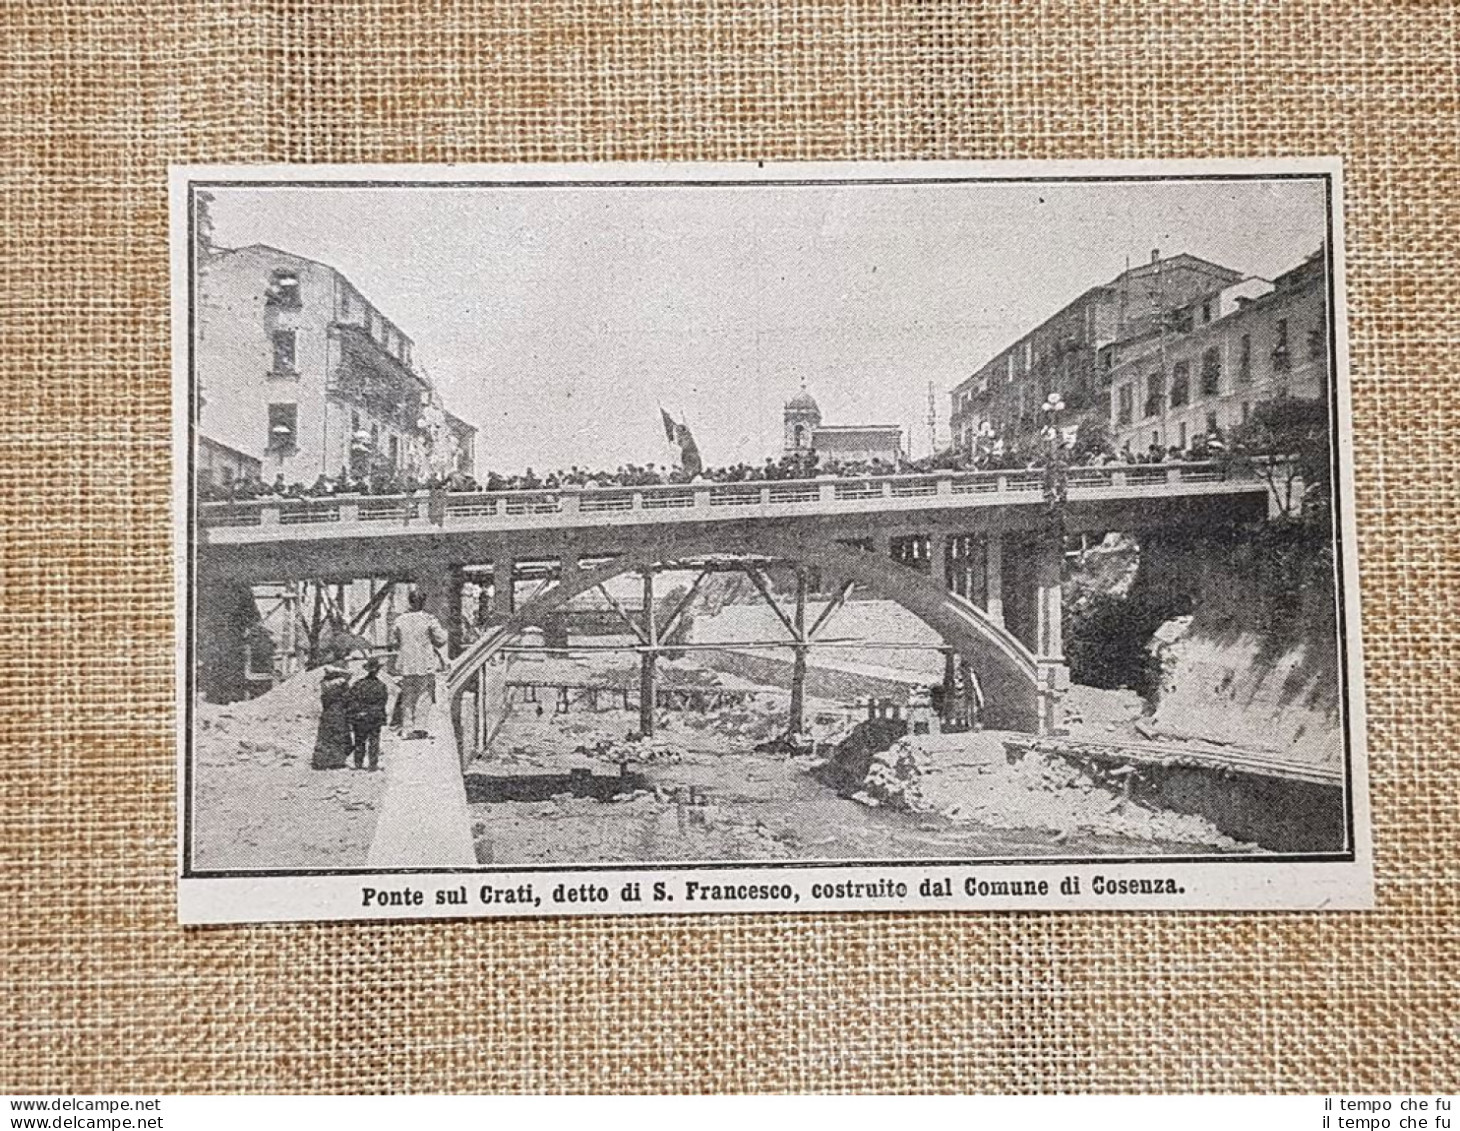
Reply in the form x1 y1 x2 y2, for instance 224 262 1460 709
204 430 1230 504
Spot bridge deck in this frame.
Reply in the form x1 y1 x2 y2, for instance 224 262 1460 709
199 463 1271 545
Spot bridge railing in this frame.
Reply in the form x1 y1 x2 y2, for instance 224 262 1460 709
198 461 1257 531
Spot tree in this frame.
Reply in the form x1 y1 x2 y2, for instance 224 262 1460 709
1072 417 1110 462
1227 398 1331 522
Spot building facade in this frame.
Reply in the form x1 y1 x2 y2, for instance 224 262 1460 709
949 252 1243 452
1107 252 1328 455
783 387 903 465
195 244 476 484
197 435 262 490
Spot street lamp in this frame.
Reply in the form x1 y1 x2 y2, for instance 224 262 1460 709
1041 393 1068 535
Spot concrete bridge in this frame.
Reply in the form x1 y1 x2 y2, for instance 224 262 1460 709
195 462 1273 739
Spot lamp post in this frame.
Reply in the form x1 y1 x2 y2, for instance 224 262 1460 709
1041 393 1068 535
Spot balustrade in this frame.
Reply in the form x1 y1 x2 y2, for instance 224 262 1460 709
198 462 1256 534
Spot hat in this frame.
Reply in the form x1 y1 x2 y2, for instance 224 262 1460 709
324 667 349 680
364 657 383 672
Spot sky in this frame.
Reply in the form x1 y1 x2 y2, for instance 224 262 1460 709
207 176 1327 472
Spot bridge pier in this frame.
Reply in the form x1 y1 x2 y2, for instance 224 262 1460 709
788 569 809 735
497 559 516 615
1034 536 1069 735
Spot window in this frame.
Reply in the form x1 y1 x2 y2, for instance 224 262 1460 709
1201 300 1212 324
1201 347 1221 396
1272 318 1291 371
271 329 296 374
219 465 234 485
1238 333 1252 383
1170 361 1190 408
1242 401 1251 423
267 403 297 452
1205 411 1218 436
266 270 301 309
1178 422 1187 449
1144 371 1164 418
1117 384 1133 426
388 435 399 468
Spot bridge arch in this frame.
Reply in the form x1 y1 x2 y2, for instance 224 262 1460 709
446 528 1056 733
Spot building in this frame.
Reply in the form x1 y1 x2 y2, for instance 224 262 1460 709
195 243 476 484
197 435 261 490
949 251 1243 452
783 386 903 465
1107 251 1328 455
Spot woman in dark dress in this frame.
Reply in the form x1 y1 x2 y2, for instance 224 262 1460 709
311 668 353 769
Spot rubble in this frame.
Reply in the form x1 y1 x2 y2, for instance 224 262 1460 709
575 734 684 766
857 732 1251 849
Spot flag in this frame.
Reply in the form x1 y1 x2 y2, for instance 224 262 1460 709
660 407 703 476
674 421 703 477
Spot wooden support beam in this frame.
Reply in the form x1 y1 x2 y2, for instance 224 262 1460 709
596 582 649 645
639 569 657 735
743 566 800 641
348 580 396 634
789 569 808 734
806 580 856 641
306 582 325 667
658 568 711 643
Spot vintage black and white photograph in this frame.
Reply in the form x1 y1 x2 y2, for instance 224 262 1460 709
173 162 1369 923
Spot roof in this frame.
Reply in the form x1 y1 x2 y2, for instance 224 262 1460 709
786 390 821 413
199 433 262 467
213 243 416 356
812 424 902 434
949 252 1244 396
445 409 477 436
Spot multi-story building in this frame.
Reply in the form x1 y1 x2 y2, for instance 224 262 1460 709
195 243 476 484
1107 251 1328 455
949 251 1243 452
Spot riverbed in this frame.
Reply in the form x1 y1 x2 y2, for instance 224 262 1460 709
467 702 1235 867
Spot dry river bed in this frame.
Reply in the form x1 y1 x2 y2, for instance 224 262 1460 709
468 705 1228 866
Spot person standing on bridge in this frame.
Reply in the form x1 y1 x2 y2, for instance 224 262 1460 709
391 590 448 740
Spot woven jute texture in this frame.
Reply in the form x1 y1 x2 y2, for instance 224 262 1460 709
2 0 1457 1094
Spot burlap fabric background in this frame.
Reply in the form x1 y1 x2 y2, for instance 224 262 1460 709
2 0 1456 1094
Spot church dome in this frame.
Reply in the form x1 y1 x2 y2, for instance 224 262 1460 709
786 388 820 415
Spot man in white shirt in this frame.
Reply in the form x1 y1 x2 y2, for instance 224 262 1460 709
390 589 448 739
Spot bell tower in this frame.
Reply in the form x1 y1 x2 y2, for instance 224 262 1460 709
783 381 822 454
